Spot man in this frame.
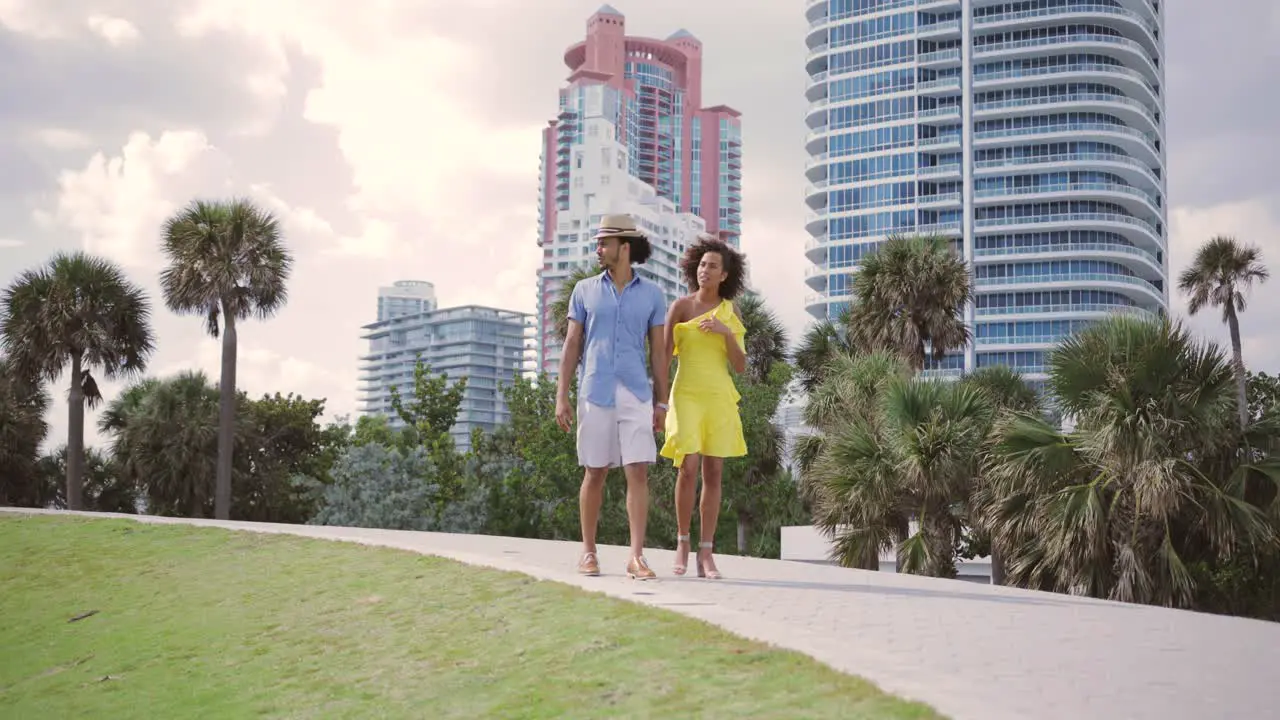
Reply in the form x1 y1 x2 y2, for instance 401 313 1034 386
555 213 669 580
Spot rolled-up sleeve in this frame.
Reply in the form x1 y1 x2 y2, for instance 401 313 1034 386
648 287 666 328
568 282 587 324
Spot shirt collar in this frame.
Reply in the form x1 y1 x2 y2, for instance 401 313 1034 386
602 269 641 289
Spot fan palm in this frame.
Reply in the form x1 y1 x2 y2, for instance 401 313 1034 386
1 251 154 509
846 234 971 371
959 366 1041 584
981 315 1280 607
1177 235 1269 428
160 198 293 519
735 291 789 384
102 371 224 517
0 356 51 506
806 373 993 576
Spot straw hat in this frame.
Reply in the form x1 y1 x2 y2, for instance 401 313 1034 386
591 213 646 239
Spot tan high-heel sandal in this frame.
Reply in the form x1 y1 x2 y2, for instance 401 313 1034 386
695 541 722 580
673 534 690 576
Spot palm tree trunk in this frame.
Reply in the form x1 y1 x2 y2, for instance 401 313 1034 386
991 545 1006 586
736 517 748 553
66 354 85 511
214 308 237 520
1226 304 1249 428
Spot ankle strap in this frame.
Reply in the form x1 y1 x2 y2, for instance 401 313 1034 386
699 541 713 549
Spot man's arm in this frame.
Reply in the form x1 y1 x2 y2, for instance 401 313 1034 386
558 321 584 394
555 283 587 432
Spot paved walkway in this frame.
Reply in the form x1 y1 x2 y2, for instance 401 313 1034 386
6 508 1279 719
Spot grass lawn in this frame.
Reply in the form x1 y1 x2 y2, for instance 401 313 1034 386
0 515 940 719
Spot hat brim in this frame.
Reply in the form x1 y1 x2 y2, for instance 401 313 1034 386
592 228 645 240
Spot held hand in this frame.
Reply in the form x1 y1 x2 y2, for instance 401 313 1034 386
555 396 574 432
698 315 731 336
652 404 668 432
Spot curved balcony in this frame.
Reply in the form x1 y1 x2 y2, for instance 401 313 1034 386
974 33 1159 85
972 241 1163 280
974 211 1161 252
973 182 1162 222
974 271 1164 307
973 123 1161 167
973 151 1161 191
973 4 1159 55
973 62 1160 111
973 92 1159 137
974 302 1160 322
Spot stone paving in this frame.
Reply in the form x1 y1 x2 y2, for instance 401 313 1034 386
6 507 1280 719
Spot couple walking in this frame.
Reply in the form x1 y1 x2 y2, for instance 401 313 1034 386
555 213 748 581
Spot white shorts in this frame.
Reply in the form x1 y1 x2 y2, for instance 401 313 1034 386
577 381 657 468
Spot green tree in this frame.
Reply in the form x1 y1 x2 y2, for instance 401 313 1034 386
1177 235 1269 428
846 234 971 371
719 296 799 554
957 366 1042 585
101 371 224 517
804 363 993 577
235 393 349 523
35 446 138 513
0 356 50 507
549 264 602 343
1247 371 1280 423
160 198 294 520
981 315 1280 608
388 358 468 504
1 251 154 510
310 443 449 531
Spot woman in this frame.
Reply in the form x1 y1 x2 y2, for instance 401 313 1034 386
660 235 748 580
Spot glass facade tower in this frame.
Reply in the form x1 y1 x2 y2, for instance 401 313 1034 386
803 0 1168 384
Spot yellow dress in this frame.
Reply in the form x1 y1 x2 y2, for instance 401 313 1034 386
660 299 748 466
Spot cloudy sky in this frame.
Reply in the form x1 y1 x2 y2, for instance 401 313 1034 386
1 0 1276 449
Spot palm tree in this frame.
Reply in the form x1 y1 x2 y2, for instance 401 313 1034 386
847 234 971 371
1177 235 1269 428
981 315 1279 607
959 366 1041 585
0 356 51 507
160 198 293 520
1 251 154 510
102 371 224 517
793 315 847 393
805 371 993 576
735 291 789 384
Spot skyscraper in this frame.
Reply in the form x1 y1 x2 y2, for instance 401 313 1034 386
803 0 1168 385
535 5 744 376
358 282 530 450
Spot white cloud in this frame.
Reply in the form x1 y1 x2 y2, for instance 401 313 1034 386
86 14 140 46
0 238 24 248
52 130 218 268
0 0 64 38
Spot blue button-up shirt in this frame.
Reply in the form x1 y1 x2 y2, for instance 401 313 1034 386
569 270 666 408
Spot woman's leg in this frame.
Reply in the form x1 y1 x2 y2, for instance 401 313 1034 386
697 456 724 578
673 453 700 574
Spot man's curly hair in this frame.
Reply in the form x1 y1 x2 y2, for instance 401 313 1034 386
680 235 747 300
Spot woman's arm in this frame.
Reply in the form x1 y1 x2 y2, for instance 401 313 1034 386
724 303 747 374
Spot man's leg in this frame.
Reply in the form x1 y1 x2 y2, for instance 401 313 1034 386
576 397 620 576
616 384 658 579
579 467 609 555
622 462 649 560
